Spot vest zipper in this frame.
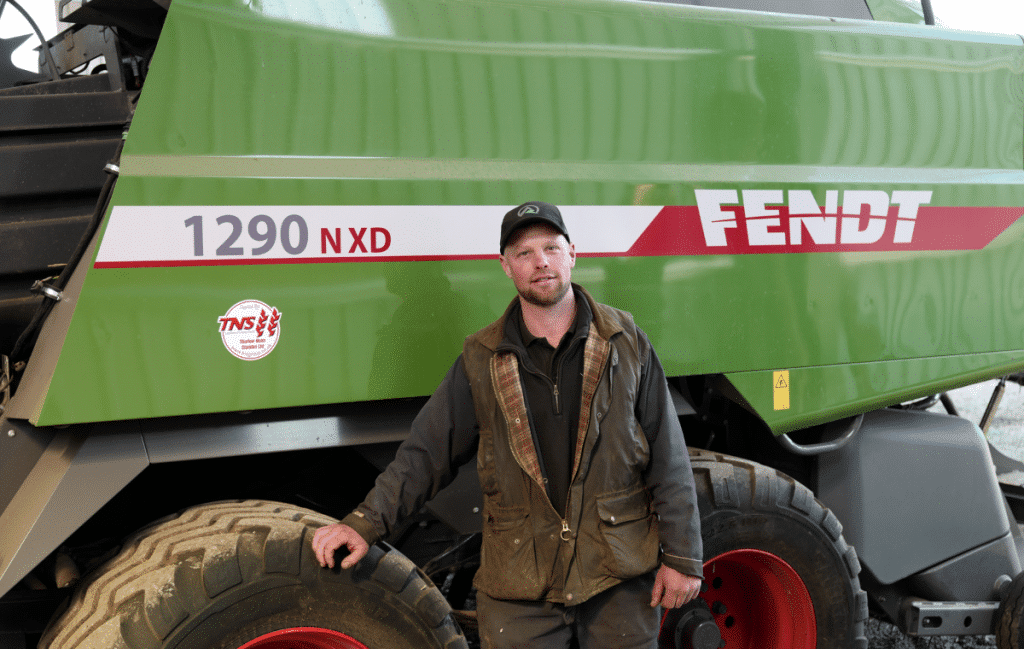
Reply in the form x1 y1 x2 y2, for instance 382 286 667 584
552 344 564 414
518 360 562 416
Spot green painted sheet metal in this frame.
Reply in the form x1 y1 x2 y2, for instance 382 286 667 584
30 0 1024 429
728 350 1024 433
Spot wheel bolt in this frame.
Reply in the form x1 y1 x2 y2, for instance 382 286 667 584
712 601 728 615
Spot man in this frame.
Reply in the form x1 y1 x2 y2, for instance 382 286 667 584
313 202 703 648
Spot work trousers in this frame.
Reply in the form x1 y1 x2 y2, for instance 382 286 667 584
476 572 660 649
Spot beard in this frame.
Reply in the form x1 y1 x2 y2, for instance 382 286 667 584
518 276 571 307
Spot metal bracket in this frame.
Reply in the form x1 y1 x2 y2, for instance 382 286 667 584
776 414 863 456
981 377 1008 435
30 277 62 302
41 23 125 91
902 599 997 636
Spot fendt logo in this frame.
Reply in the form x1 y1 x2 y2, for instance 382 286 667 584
696 189 932 248
518 204 540 216
622 191 1022 256
218 300 281 361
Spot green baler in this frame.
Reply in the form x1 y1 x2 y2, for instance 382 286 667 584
1 0 1023 647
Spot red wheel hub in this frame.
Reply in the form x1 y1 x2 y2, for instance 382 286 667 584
238 627 369 649
697 549 816 649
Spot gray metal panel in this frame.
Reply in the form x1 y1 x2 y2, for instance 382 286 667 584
0 398 463 599
0 419 54 517
141 400 423 463
140 399 488 534
0 425 148 597
669 382 698 417
907 533 1021 601
4 222 97 422
902 600 998 636
816 409 1010 585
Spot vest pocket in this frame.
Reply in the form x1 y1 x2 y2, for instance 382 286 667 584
596 488 660 579
478 505 545 599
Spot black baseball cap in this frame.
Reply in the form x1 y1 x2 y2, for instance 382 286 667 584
500 201 570 252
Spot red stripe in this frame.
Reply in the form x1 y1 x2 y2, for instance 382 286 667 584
93 253 498 269
626 206 1022 255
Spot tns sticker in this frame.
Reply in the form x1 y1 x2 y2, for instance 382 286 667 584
217 300 282 360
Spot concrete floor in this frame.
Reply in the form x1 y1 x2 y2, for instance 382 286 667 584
941 379 1024 464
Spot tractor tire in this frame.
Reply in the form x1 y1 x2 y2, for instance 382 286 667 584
40 500 467 649
678 450 869 649
996 571 1024 648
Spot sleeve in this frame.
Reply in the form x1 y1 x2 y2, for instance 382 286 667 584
341 355 479 545
635 332 704 579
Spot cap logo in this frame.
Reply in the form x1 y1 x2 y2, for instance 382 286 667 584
518 205 540 216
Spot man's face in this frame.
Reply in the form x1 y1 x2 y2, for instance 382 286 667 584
500 224 576 307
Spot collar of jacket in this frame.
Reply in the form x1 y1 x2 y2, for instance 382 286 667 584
481 284 620 495
475 283 625 353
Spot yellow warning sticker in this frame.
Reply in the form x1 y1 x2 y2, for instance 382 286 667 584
773 370 790 410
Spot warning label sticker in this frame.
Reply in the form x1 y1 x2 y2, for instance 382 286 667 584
773 371 790 411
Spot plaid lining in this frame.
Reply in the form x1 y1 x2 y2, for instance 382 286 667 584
491 352 546 490
490 328 611 494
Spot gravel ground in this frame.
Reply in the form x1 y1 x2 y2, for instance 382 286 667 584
865 380 1023 649
867 619 995 648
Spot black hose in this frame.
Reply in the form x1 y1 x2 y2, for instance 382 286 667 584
905 394 939 410
940 392 959 417
921 0 935 25
58 142 125 292
9 135 126 364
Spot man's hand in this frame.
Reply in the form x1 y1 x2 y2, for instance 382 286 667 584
650 564 702 609
312 523 369 570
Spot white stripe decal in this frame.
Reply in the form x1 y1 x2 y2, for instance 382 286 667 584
94 205 661 267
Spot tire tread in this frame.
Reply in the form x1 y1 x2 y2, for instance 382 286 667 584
42 500 466 649
688 449 869 648
997 571 1024 648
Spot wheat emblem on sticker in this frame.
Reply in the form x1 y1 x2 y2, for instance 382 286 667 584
217 299 282 360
